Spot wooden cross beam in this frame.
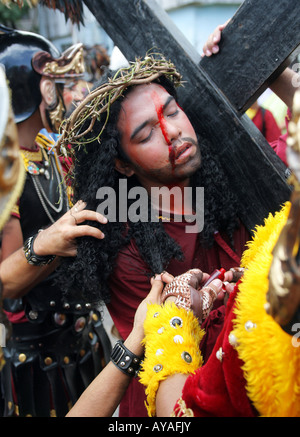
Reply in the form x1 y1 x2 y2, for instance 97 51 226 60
83 0 300 232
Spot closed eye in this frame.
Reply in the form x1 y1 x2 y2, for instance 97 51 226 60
166 109 179 117
140 127 154 143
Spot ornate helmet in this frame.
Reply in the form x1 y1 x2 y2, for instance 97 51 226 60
0 25 84 132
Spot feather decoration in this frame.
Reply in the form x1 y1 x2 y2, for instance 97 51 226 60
0 0 85 24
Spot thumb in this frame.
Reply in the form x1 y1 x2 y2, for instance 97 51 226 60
209 278 223 294
147 274 164 304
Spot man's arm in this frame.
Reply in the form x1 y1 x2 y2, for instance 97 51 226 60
0 201 107 299
202 21 300 109
156 374 189 417
66 276 164 417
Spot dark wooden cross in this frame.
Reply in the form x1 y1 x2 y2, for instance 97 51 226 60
83 0 300 232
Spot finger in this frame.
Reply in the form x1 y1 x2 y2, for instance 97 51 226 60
230 267 245 282
202 21 229 57
200 272 210 285
211 45 220 54
73 210 108 225
147 278 164 304
150 273 163 285
203 30 219 55
219 19 230 30
202 47 212 57
201 278 223 297
71 224 105 239
161 271 174 284
71 200 87 212
223 281 235 294
212 28 222 45
188 270 203 289
224 270 234 282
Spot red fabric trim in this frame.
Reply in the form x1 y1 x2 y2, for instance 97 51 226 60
176 283 257 417
213 232 241 265
4 309 27 324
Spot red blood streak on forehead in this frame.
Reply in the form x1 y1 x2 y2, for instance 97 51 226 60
151 91 176 169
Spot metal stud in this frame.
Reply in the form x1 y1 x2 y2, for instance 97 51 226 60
92 313 98 322
216 347 224 362
74 316 86 332
154 364 163 373
28 310 38 320
245 320 256 331
170 316 183 328
181 351 192 363
228 332 238 347
18 353 26 363
173 335 184 344
54 313 66 326
44 357 53 366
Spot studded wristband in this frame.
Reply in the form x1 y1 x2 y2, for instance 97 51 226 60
23 233 56 266
110 340 142 377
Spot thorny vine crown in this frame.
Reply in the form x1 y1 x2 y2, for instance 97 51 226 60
57 53 183 157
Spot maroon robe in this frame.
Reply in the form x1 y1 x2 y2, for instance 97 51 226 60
107 219 250 417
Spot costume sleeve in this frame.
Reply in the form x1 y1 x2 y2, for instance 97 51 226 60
139 303 205 417
264 108 282 143
174 204 300 417
172 287 255 417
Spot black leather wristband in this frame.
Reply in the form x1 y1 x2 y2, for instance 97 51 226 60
110 340 143 377
23 233 56 266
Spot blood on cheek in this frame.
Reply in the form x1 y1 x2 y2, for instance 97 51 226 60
151 92 176 169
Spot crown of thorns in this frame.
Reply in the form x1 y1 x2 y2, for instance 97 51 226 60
57 53 183 155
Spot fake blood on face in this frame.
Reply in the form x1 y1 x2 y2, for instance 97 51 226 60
151 91 176 170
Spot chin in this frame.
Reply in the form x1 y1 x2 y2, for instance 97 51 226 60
180 156 201 178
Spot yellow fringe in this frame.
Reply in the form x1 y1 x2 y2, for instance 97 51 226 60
139 303 204 417
171 398 194 417
233 201 300 416
0 154 25 230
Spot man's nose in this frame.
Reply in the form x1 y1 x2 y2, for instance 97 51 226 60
163 119 181 143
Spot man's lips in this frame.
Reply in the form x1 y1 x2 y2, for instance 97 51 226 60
174 143 192 160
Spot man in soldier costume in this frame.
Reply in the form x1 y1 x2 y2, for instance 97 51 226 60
0 26 111 417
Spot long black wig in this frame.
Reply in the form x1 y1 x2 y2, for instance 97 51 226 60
57 70 247 305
